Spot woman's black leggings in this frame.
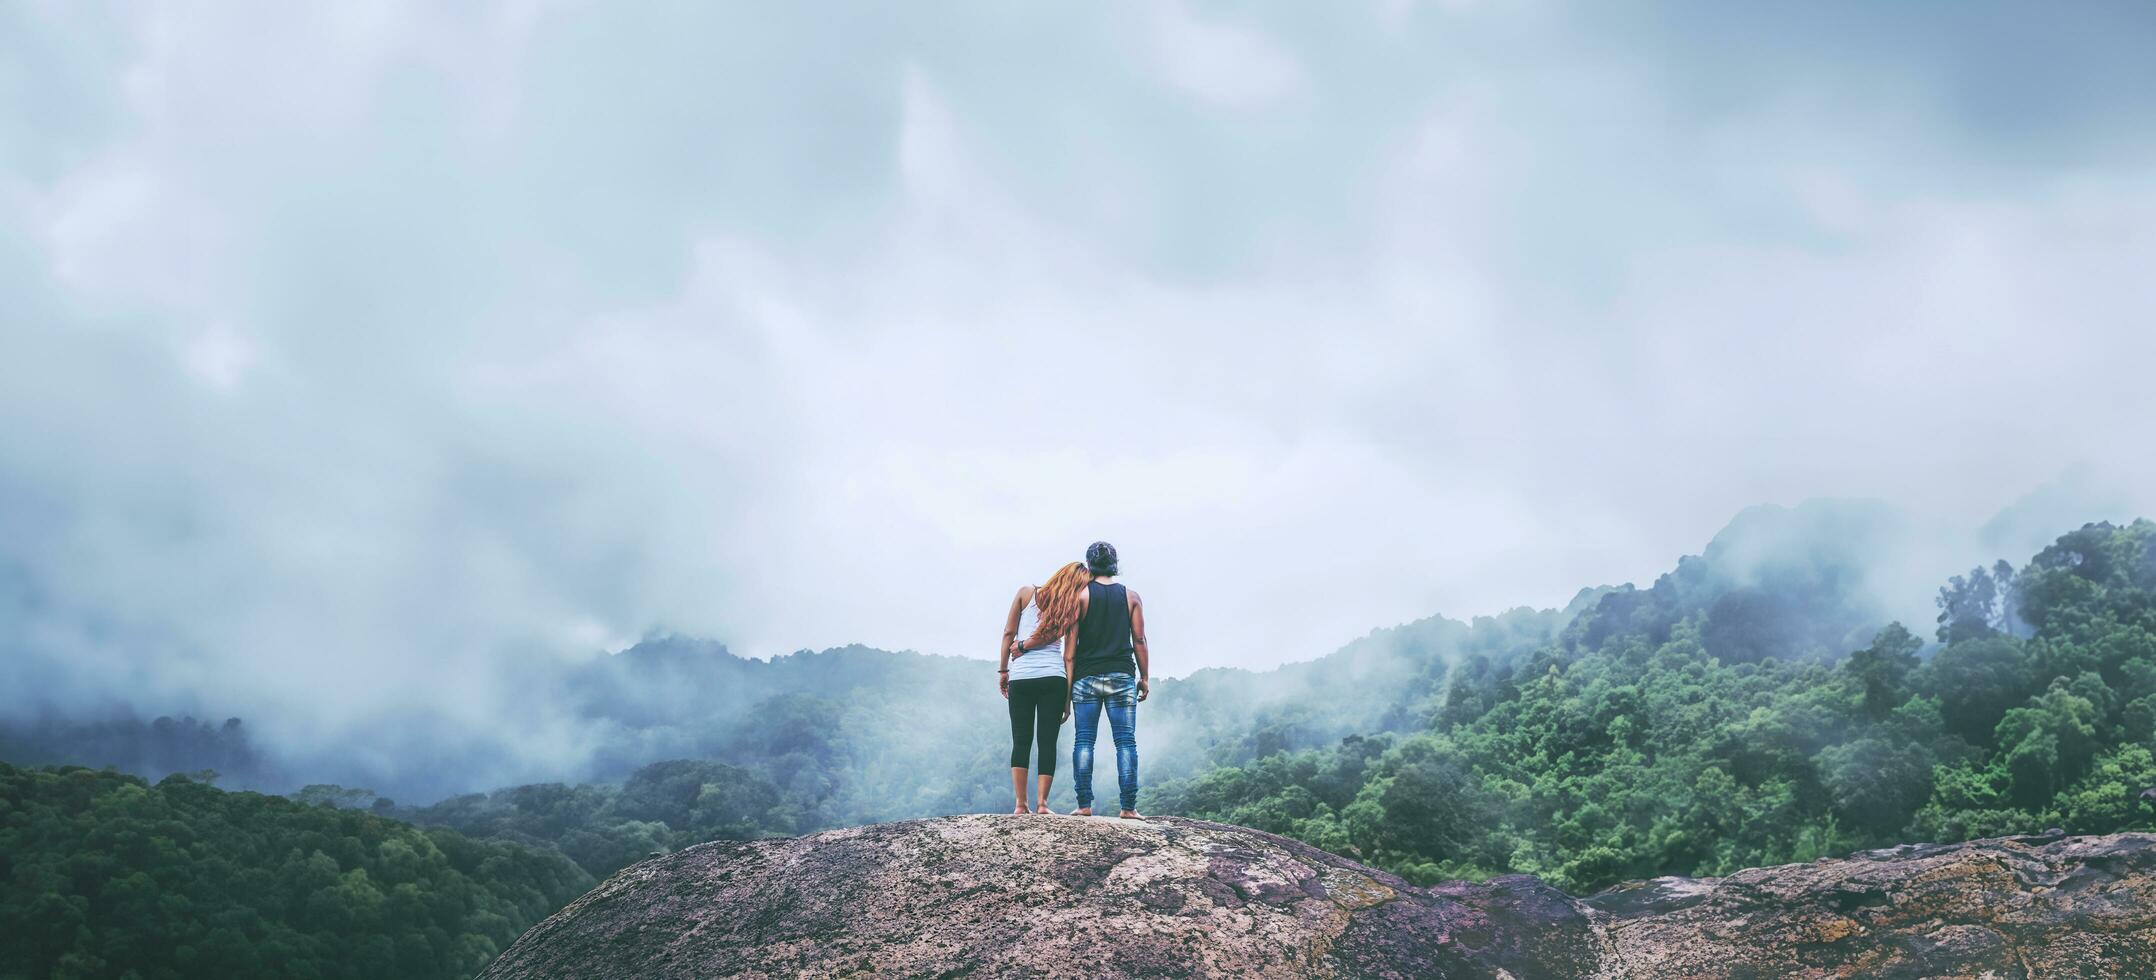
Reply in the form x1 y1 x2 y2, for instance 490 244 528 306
1008 676 1068 773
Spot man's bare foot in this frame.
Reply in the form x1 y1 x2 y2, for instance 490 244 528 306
1070 807 1093 816
1119 810 1146 820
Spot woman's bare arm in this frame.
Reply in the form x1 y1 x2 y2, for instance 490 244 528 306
999 586 1030 696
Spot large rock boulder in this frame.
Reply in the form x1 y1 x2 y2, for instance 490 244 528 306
476 814 1600 979
478 815 2156 979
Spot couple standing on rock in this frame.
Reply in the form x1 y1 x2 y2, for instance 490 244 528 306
997 541 1150 819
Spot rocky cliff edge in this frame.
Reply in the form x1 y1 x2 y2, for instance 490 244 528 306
477 815 2156 979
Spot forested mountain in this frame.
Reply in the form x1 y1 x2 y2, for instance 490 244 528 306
1155 518 2156 892
0 765 590 980
10 504 2156 977
0 594 1573 838
4 500 1923 809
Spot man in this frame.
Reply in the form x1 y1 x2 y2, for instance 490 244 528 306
1061 540 1149 819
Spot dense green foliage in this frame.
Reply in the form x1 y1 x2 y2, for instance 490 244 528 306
1154 520 2156 892
0 764 591 980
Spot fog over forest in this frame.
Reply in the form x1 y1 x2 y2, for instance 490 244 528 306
1 493 2135 805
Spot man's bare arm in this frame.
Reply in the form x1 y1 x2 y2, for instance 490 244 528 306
1063 591 1087 720
1129 589 1150 701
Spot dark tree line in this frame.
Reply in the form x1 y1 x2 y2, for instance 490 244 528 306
0 764 591 980
394 759 800 879
0 715 271 788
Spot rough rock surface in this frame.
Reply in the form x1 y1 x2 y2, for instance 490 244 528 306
478 816 2156 979
476 814 1599 979
1584 832 2156 978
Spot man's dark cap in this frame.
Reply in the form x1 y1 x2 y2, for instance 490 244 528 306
1086 541 1119 576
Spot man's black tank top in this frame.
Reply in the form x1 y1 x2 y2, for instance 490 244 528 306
1072 581 1136 680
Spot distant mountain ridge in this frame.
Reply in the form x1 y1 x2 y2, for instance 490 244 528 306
0 498 2036 814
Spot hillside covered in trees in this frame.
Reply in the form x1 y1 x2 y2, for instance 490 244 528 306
9 507 2156 977
1154 518 2156 892
0 765 591 980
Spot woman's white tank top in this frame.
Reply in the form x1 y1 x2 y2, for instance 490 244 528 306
1008 598 1065 681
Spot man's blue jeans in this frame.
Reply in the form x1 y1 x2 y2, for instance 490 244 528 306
1070 672 1139 812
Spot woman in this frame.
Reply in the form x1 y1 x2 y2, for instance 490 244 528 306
998 561 1088 814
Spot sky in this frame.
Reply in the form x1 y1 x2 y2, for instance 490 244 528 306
4 0 2156 746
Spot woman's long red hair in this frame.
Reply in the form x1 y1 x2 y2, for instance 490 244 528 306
1024 561 1091 650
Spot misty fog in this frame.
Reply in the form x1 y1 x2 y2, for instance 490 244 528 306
2 494 2119 807
5 3 2156 804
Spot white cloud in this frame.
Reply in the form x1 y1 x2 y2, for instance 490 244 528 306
1137 0 1309 112
179 322 259 390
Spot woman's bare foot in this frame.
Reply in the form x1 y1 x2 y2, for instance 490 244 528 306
1034 803 1051 814
1070 807 1093 816
1118 810 1146 820
1012 803 1029 814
